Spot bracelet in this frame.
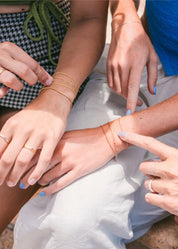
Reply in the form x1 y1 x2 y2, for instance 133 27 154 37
53 72 76 85
108 122 118 160
39 86 73 107
100 125 117 160
112 20 141 32
52 82 77 96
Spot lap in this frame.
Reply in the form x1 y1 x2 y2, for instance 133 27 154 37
13 54 178 248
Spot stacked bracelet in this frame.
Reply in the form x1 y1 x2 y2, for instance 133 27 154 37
39 86 73 107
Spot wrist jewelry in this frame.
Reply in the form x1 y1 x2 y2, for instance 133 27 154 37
39 86 73 107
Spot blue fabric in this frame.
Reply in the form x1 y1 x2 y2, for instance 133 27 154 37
146 0 178 76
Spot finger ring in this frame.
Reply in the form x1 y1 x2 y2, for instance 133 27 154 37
0 67 6 76
0 133 10 144
23 145 36 155
148 179 154 193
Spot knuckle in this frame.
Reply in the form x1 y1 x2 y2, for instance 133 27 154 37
1 156 12 166
16 157 28 167
20 66 31 78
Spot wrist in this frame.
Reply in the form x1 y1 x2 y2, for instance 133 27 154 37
101 119 129 159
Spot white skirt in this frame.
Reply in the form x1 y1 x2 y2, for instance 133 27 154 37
13 45 178 249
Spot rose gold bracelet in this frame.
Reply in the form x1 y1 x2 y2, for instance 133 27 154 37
39 86 73 107
100 125 117 159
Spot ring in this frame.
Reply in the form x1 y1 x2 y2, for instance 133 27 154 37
148 179 154 193
0 67 6 76
23 145 36 155
0 133 10 144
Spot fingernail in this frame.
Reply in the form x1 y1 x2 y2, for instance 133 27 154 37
39 191 45 197
28 178 36 185
154 86 157 95
45 78 53 86
19 182 24 189
118 131 127 138
7 180 14 187
126 109 131 116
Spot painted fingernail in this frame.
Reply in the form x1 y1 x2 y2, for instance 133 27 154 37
126 109 131 116
39 191 45 197
154 86 157 95
28 178 36 185
118 131 127 138
7 181 14 187
45 78 53 86
19 182 25 189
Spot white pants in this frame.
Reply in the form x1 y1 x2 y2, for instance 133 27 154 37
13 45 178 249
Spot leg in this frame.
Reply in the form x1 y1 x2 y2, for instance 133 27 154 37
0 107 39 234
13 55 178 248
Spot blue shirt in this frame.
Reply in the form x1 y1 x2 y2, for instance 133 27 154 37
146 0 178 76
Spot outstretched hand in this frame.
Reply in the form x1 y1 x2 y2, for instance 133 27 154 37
119 131 178 219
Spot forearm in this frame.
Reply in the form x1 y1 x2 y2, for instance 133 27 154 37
56 18 107 89
118 93 178 136
107 93 178 153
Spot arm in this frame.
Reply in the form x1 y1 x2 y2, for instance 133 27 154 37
107 0 158 114
0 0 109 187
23 93 178 195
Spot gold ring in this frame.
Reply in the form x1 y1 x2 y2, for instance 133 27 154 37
23 145 36 155
0 67 6 76
0 133 10 144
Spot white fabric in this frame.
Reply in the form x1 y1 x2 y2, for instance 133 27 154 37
13 45 178 249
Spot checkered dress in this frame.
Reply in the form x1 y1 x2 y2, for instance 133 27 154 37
0 0 71 109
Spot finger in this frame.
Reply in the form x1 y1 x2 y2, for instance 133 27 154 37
0 86 9 98
118 132 176 160
19 166 36 189
107 61 114 88
27 140 58 185
126 66 143 113
139 161 164 178
0 135 28 185
112 66 121 94
1 42 53 86
38 170 77 196
0 69 23 91
7 139 41 186
2 57 39 86
145 178 166 194
145 193 178 216
38 162 70 186
119 65 129 98
147 53 158 95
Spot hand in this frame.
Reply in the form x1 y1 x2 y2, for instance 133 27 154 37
119 131 178 217
0 89 71 187
20 126 126 195
0 42 53 97
107 21 158 114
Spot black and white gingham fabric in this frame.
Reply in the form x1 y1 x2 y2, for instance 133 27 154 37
0 0 70 109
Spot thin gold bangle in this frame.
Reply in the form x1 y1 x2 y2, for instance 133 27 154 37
100 125 116 159
52 83 77 96
53 72 76 85
108 122 118 157
40 87 73 106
